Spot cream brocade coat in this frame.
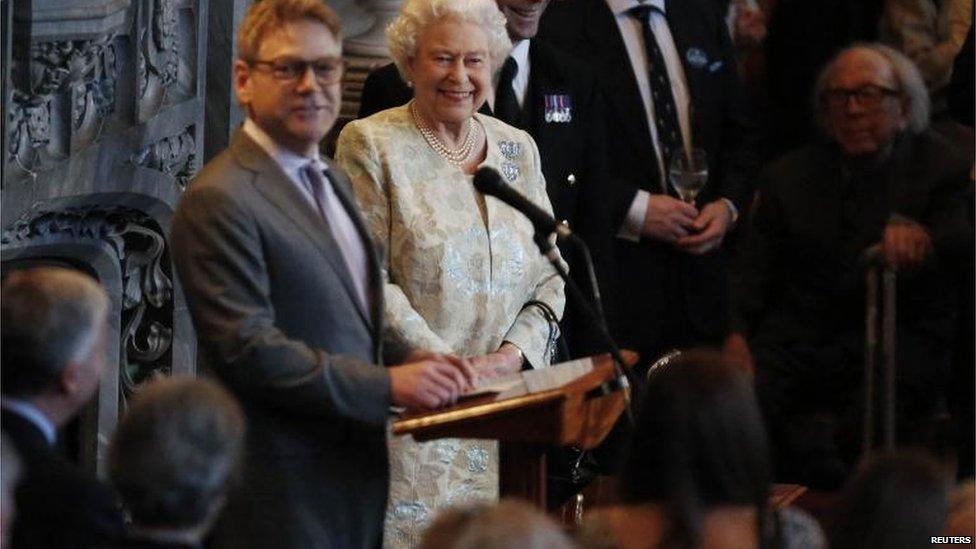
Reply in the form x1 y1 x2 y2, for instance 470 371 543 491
336 104 565 548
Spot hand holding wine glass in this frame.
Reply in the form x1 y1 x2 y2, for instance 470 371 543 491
669 148 708 204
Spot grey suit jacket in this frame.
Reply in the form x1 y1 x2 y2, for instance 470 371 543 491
171 129 393 549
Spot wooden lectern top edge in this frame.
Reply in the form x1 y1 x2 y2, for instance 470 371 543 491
392 381 567 435
392 353 631 437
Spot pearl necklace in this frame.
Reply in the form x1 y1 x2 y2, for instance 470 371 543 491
410 102 478 167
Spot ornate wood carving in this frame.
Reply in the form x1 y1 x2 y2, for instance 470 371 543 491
2 206 174 408
8 35 119 178
129 125 198 190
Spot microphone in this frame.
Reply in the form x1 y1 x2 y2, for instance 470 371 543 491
473 167 572 239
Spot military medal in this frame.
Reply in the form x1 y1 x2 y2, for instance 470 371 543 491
544 94 572 123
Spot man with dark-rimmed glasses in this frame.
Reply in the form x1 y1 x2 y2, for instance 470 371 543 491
725 44 971 489
170 1 476 547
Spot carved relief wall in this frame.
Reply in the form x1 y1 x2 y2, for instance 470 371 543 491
1 0 205 473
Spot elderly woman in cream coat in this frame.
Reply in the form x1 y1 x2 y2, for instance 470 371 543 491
335 0 565 545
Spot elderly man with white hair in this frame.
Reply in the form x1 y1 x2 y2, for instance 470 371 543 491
725 44 971 489
0 267 124 548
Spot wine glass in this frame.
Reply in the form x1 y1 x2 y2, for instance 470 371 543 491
668 148 708 204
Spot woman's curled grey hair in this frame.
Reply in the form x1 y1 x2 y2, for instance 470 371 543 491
814 43 931 135
387 0 512 82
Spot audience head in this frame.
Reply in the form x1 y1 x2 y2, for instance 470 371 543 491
108 376 245 537
829 451 947 549
387 0 511 125
623 349 773 546
419 499 577 549
496 0 551 42
815 43 930 159
1 267 110 425
946 481 975 540
0 434 21 549
234 0 343 156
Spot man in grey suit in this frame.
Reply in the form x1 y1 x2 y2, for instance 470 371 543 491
170 1 475 547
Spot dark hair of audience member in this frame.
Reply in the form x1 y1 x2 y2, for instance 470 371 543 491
108 376 246 531
621 349 776 548
420 499 577 549
829 451 947 549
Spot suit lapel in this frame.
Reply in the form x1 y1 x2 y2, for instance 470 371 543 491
526 41 550 147
230 131 374 330
589 0 657 180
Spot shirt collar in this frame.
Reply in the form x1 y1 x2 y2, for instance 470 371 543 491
509 39 531 74
242 118 329 178
1 398 57 446
607 0 665 16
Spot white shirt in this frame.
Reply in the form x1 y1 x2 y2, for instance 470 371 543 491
608 0 694 241
489 39 532 111
243 119 372 312
2 398 56 446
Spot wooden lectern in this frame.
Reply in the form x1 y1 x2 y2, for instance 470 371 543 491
393 354 632 509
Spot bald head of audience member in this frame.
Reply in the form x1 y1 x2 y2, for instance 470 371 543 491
108 376 245 544
815 44 930 161
420 499 577 549
1 267 110 427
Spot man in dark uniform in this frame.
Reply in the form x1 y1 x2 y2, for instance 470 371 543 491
539 0 759 367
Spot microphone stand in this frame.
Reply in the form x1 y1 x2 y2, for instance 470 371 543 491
531 231 635 426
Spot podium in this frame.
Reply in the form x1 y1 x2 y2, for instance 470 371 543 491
393 354 633 509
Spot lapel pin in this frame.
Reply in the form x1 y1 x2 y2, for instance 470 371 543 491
566 173 576 186
685 47 708 69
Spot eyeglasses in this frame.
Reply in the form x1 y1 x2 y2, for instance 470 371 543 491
821 85 901 109
249 57 344 84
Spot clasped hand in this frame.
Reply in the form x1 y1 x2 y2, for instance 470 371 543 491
642 196 732 254
469 343 523 379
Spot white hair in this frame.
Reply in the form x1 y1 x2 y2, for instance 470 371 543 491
1 267 110 397
814 43 931 135
386 0 512 82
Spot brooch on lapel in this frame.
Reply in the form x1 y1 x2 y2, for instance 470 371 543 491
685 47 708 69
502 162 520 182
498 140 522 182
544 94 572 123
499 140 522 160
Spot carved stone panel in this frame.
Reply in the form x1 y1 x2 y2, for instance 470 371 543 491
2 0 206 474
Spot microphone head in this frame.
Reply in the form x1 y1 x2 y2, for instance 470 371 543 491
473 166 506 195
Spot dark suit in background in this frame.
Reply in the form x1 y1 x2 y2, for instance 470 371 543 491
359 42 619 358
3 409 123 549
170 130 391 549
539 0 760 363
